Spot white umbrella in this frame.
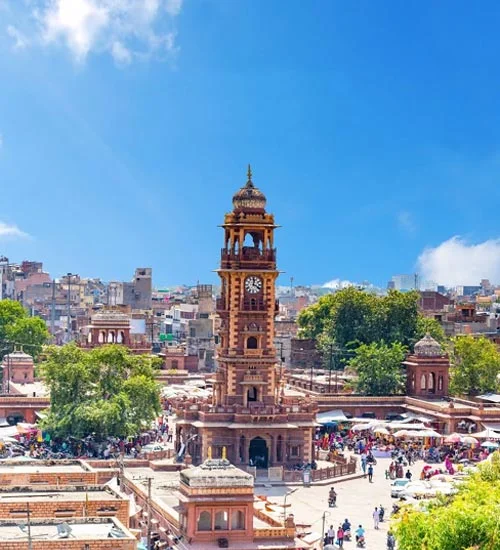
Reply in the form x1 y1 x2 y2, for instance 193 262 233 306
421 430 442 438
481 441 499 449
374 427 390 435
472 429 500 439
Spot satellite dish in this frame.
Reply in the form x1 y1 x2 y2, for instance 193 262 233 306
55 523 73 539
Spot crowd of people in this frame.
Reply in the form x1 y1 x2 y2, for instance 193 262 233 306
0 417 174 461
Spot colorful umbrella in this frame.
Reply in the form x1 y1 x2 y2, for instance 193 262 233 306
461 436 479 446
444 433 462 444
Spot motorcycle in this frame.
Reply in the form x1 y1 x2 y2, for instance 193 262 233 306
328 496 336 508
343 529 351 541
356 535 366 548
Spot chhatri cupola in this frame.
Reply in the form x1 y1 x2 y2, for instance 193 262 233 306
404 333 450 397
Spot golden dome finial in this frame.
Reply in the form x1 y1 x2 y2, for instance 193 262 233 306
222 446 227 460
207 446 212 460
247 164 252 183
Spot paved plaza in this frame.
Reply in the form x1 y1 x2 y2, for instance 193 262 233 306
257 456 421 549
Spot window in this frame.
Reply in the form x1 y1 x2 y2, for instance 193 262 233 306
231 510 245 530
291 445 299 457
197 511 211 531
171 360 179 370
214 510 228 530
420 374 427 390
246 336 258 349
428 372 435 392
438 376 443 391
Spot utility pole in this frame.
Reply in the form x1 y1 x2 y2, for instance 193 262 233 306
321 510 328 549
328 342 334 393
146 477 152 550
66 273 72 342
24 502 33 550
50 279 56 338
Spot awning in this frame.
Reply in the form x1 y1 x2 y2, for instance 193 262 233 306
400 412 435 423
0 418 9 428
317 410 348 424
483 423 500 431
477 393 500 404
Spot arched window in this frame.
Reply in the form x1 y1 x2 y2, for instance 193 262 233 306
197 511 211 531
428 372 435 392
420 374 427 390
411 373 416 390
246 336 258 349
214 510 228 530
117 331 124 343
88 332 92 343
98 331 105 344
239 435 246 463
277 435 283 462
231 510 245 530
107 331 115 343
438 376 444 391
247 387 258 402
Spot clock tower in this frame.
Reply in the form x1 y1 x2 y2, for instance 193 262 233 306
175 168 317 468
215 165 280 408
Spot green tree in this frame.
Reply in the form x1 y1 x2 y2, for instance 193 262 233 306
416 315 446 343
297 288 430 352
449 335 500 396
41 343 161 439
394 452 500 550
0 299 49 359
347 341 407 395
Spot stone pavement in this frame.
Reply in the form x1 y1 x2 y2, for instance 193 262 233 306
256 456 423 549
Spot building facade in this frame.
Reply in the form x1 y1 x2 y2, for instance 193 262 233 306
175 168 317 467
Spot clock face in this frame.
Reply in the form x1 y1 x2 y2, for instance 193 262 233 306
245 276 262 294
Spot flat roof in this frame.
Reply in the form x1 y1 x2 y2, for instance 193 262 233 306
0 463 86 474
0 521 133 541
0 489 121 503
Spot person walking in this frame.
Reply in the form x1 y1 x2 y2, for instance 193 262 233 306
373 507 380 530
368 463 374 483
361 455 367 477
327 525 335 545
336 525 344 548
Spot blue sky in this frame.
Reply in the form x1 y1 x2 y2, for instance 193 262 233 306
2 1 500 288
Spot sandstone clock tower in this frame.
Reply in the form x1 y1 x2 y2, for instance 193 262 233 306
215 165 280 409
175 168 317 468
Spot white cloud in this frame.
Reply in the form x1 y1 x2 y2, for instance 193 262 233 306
111 40 131 64
397 210 417 236
7 24 29 49
418 236 500 287
0 222 29 239
166 0 182 16
5 0 182 64
322 279 358 290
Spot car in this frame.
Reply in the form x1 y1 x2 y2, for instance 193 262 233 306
390 479 410 498
141 444 167 454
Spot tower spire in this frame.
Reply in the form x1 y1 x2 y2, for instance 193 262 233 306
247 164 253 186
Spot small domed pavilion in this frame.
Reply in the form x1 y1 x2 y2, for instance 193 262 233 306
404 333 450 397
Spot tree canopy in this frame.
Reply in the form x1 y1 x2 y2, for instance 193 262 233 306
347 341 407 396
449 335 500 396
297 288 426 350
0 299 49 359
393 451 500 550
41 343 161 439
